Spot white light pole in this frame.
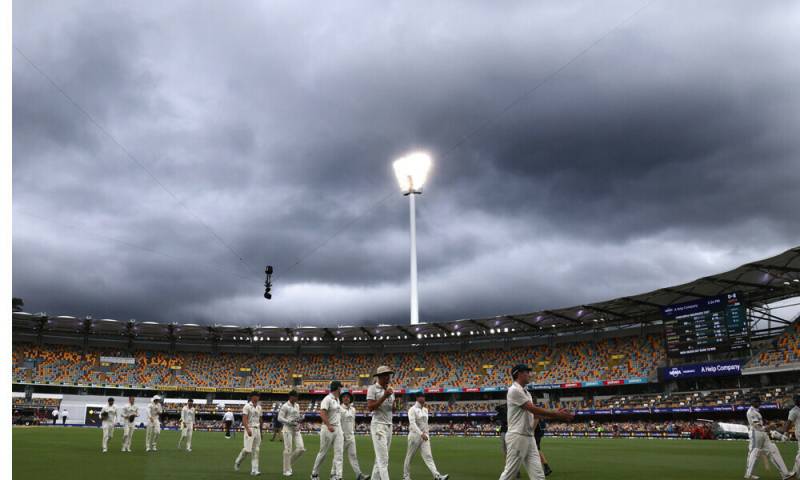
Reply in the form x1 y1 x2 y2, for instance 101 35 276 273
393 152 432 325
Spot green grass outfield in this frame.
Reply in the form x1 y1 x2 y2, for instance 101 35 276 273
12 426 799 480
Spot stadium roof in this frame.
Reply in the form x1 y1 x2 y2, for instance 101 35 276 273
12 245 800 346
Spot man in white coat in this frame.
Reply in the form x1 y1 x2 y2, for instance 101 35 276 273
145 395 163 452
120 396 139 452
100 397 117 453
235 392 264 476
745 395 794 480
312 381 344 480
178 398 196 452
367 366 397 480
278 390 305 476
498 365 574 480
403 393 448 480
335 392 370 480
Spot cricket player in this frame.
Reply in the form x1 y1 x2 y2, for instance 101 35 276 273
145 395 163 452
312 381 344 480
402 392 448 480
744 395 794 480
498 365 574 480
367 366 396 480
336 392 370 480
120 396 139 452
235 392 263 476
178 399 196 452
61 409 69 426
781 394 800 478
278 390 306 476
52 407 59 425
224 408 235 439
100 397 118 453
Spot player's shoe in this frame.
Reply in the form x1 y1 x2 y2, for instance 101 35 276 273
436 475 449 480
234 462 241 472
186 448 192 452
251 472 261 476
283 470 293 477
145 447 151 452
102 448 107 453
152 447 158 451
310 475 319 480
356 475 371 480
544 463 553 476
744 476 760 479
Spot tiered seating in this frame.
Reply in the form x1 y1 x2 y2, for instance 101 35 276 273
748 321 800 368
12 335 665 390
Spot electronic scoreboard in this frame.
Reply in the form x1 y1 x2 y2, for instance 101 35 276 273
662 292 749 357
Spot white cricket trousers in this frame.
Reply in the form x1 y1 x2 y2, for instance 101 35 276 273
282 426 306 473
498 433 545 480
371 422 393 480
236 428 262 474
335 433 363 477
145 422 160 450
313 427 344 478
403 432 441 479
122 422 135 451
101 422 114 450
745 430 790 478
793 438 800 476
180 423 194 449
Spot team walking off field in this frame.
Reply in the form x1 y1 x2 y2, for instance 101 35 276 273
87 366 800 480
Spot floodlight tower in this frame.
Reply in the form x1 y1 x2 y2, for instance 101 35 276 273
392 152 432 325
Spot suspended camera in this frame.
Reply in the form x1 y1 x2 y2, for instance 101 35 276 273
264 265 273 300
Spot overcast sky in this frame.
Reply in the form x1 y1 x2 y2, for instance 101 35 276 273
12 0 800 327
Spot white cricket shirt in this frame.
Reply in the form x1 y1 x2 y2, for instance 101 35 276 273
367 383 394 425
506 381 535 436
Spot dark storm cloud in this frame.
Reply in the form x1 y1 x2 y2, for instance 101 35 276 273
12 0 800 327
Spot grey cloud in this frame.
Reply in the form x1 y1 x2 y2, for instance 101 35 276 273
12 0 800 326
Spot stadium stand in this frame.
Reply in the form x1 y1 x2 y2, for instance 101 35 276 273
11 333 665 390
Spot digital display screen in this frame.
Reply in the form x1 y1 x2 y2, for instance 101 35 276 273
662 292 749 357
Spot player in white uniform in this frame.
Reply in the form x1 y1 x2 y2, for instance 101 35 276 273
120 396 139 452
178 399 196 452
312 381 345 480
224 408 235 438
368 366 397 480
100 397 118 453
403 393 448 480
781 395 800 478
145 395 163 452
279 390 306 476
745 395 793 480
498 364 574 480
335 392 370 480
235 392 264 476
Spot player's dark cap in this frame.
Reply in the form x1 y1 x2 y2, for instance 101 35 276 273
249 391 260 398
288 390 298 398
750 395 761 404
415 391 426 398
340 391 352 400
330 381 343 392
187 398 193 403
511 364 532 378
108 397 114 403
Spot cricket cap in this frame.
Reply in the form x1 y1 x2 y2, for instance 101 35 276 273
374 365 394 376
330 380 343 392
511 364 532 378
